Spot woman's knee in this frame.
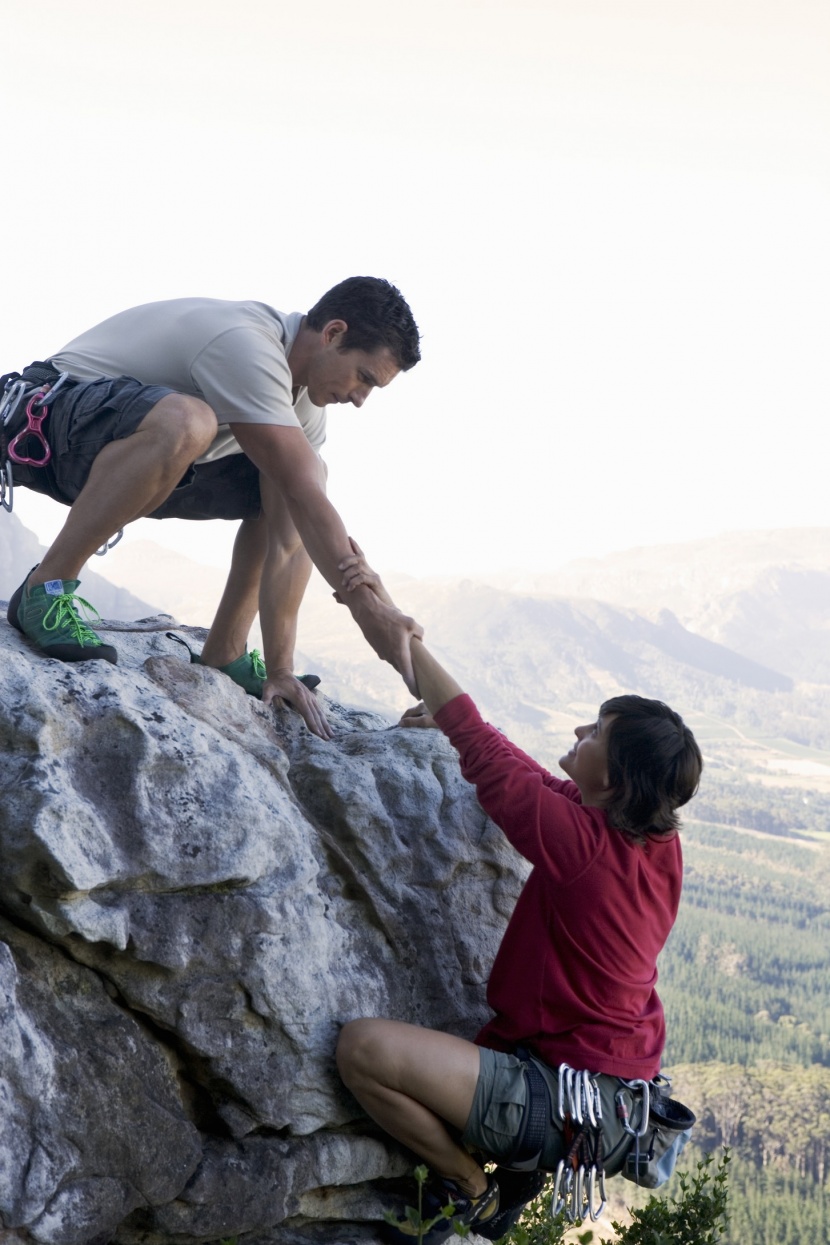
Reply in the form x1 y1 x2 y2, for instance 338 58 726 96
336 1018 382 1088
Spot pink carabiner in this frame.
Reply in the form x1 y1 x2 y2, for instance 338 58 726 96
8 392 52 467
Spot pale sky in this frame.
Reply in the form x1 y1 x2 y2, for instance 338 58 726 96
3 0 828 576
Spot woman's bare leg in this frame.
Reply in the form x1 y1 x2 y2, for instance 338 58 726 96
337 1018 487 1197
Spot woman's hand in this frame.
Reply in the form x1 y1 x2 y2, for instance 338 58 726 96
399 701 439 730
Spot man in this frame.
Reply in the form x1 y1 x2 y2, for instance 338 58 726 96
334 554 703 1242
1 277 422 739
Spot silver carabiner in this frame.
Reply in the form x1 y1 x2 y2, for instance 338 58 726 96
0 459 12 513
581 1070 597 1128
573 1163 585 1221
551 1160 570 1218
1 379 28 427
586 1165 607 1221
570 1069 583 1124
594 1077 603 1124
94 528 124 557
620 1078 651 1136
557 1064 572 1122
33 371 70 408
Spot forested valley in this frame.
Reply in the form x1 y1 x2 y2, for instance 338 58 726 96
629 817 830 1243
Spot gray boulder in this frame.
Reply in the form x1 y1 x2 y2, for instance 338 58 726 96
0 611 529 1244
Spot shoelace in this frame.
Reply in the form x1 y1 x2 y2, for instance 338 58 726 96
42 592 103 645
249 649 267 678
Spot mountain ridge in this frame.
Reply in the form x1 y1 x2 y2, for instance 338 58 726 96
3 517 827 765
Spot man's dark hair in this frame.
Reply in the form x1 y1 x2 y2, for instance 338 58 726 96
306 276 421 371
599 694 702 843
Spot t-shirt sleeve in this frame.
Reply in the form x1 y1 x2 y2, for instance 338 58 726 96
293 392 327 452
189 326 301 427
434 694 603 878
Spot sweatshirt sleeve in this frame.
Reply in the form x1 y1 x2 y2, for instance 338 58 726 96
434 694 603 877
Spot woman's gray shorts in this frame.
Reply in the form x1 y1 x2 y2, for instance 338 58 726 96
462 1048 568 1169
7 369 262 521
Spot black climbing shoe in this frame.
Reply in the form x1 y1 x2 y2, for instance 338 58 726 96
382 1172 499 1245
476 1166 547 1239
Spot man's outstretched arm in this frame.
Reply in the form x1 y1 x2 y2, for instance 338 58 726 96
229 421 422 694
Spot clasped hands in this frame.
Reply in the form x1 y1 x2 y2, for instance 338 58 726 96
336 539 424 698
272 541 430 740
337 541 437 730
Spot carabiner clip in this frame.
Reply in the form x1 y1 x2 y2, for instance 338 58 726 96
7 393 52 466
573 1163 586 1220
34 371 70 408
586 1165 607 1221
551 1160 573 1219
581 1070 597 1128
1 459 13 512
619 1079 651 1136
94 528 124 557
1 378 28 427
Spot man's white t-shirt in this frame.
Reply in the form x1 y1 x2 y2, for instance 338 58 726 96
50 298 327 464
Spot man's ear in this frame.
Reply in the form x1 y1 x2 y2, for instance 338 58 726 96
321 318 348 345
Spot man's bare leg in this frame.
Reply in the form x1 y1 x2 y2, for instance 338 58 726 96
200 513 269 668
198 480 331 738
31 394 217 587
336 1018 488 1197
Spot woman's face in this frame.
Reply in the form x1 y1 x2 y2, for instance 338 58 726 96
559 713 615 805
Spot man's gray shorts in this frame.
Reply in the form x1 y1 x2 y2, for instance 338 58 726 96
461 1047 634 1174
7 367 262 521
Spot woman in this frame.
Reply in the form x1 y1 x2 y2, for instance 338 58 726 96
335 554 702 1243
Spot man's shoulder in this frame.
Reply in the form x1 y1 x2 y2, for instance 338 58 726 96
155 298 298 337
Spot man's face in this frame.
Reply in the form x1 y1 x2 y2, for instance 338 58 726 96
304 322 400 409
559 714 614 805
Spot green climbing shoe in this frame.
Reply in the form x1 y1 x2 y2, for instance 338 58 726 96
167 632 321 699
8 567 118 664
167 633 266 698
219 648 267 697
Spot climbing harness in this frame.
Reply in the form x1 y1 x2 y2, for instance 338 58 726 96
499 1057 695 1228
551 1064 608 1223
0 370 123 554
8 373 70 466
0 371 69 514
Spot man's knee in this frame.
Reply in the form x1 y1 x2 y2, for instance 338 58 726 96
137 393 218 461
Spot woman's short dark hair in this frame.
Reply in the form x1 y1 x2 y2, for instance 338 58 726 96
599 694 702 843
306 276 421 371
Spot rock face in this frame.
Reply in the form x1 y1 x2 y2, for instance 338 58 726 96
0 611 529 1245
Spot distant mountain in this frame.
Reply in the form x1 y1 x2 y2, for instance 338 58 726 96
694 567 830 684
484 528 830 683
0 512 158 622
5 518 828 762
291 578 829 760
